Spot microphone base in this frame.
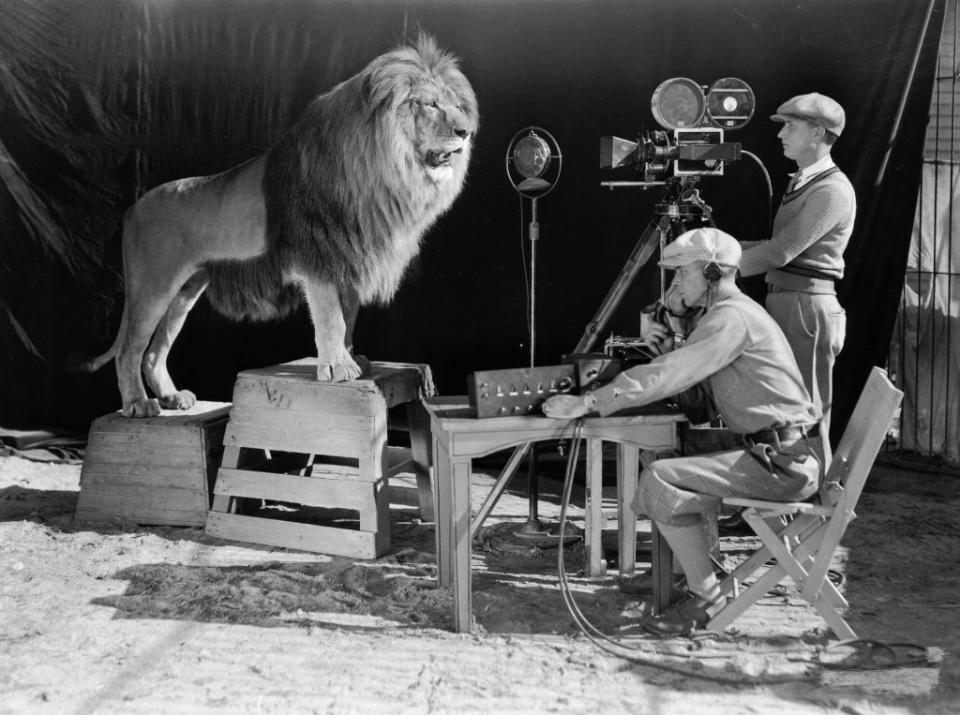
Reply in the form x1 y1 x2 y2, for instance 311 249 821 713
481 519 583 555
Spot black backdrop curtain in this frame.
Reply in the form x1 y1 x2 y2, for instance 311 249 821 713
0 0 944 434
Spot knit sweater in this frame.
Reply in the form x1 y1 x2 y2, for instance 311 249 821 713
739 168 856 281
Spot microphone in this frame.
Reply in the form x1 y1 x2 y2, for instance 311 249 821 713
506 127 562 197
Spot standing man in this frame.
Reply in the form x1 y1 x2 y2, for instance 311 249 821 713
739 93 856 452
543 228 823 636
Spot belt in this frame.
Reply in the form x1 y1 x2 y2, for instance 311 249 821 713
744 423 819 446
780 264 837 282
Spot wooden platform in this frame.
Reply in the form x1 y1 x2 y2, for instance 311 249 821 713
204 359 433 559
76 401 231 526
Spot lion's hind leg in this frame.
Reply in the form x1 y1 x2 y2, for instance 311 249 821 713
298 275 362 382
143 271 210 410
117 231 201 417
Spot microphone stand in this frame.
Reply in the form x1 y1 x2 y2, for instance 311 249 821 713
521 197 547 542
497 195 580 551
481 127 578 553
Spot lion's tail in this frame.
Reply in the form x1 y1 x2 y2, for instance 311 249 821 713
205 256 301 322
64 300 128 374
65 346 117 374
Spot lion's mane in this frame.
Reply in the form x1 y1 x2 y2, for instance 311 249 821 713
205 36 478 321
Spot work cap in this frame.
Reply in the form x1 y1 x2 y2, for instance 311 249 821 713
659 227 741 269
771 92 845 136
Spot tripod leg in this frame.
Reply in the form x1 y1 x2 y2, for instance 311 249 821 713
574 215 670 354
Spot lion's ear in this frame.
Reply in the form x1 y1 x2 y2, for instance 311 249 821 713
360 64 404 115
360 73 375 104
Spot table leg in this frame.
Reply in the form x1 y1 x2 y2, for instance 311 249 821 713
651 523 674 614
433 437 453 587
450 458 473 633
616 443 639 577
584 439 605 577
407 401 435 522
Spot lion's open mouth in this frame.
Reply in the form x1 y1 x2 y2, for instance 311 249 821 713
426 147 463 168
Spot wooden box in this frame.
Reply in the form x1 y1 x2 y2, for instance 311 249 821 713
205 359 433 558
221 358 429 459
76 401 231 526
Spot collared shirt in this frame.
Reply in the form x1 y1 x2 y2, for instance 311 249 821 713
791 154 836 191
588 290 819 433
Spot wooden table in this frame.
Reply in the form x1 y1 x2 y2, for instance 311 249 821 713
424 397 685 633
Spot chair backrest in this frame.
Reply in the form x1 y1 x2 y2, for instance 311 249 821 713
797 367 903 604
819 366 903 513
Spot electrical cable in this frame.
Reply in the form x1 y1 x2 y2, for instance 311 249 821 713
740 149 773 235
518 193 531 336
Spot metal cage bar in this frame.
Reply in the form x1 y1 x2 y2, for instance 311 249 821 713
887 0 960 470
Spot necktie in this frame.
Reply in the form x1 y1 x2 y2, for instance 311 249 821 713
786 172 800 193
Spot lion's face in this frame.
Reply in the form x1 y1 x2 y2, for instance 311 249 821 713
400 82 477 184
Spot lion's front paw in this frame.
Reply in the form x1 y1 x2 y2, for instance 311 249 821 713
158 390 197 410
123 398 162 418
317 356 362 382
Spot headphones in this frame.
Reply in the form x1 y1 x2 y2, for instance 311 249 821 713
703 235 723 282
703 261 723 282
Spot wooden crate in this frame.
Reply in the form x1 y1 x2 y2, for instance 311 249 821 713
204 359 433 559
76 401 231 526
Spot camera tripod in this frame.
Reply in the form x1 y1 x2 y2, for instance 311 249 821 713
575 177 715 353
473 179 715 549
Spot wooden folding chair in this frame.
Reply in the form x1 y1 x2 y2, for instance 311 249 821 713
706 367 903 639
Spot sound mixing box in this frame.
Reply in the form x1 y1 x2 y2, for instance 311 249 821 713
468 354 623 418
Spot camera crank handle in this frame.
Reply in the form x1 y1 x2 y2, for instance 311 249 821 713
681 188 714 222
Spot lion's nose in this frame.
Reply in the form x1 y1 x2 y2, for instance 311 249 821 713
454 127 470 140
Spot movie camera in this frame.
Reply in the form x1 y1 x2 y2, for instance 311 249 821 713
600 77 755 185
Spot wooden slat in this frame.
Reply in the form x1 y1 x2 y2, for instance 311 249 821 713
87 432 205 451
223 421 383 458
213 468 378 510
205 512 386 558
294 463 360 479
80 469 205 490
224 406 376 432
77 485 208 508
81 448 205 469
76 504 207 527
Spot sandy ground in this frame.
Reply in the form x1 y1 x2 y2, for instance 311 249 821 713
1 452 959 714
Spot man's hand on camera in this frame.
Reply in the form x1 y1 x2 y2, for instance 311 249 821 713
542 393 597 419
641 322 675 355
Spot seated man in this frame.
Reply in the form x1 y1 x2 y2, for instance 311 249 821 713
542 227 823 637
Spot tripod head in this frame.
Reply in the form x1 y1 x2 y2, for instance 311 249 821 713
653 176 715 225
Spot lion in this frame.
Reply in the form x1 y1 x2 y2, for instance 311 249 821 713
79 35 477 418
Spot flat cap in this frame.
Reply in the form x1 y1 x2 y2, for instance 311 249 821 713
660 227 741 269
771 92 845 136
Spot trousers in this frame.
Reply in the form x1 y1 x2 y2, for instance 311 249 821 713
764 289 846 445
634 435 822 527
